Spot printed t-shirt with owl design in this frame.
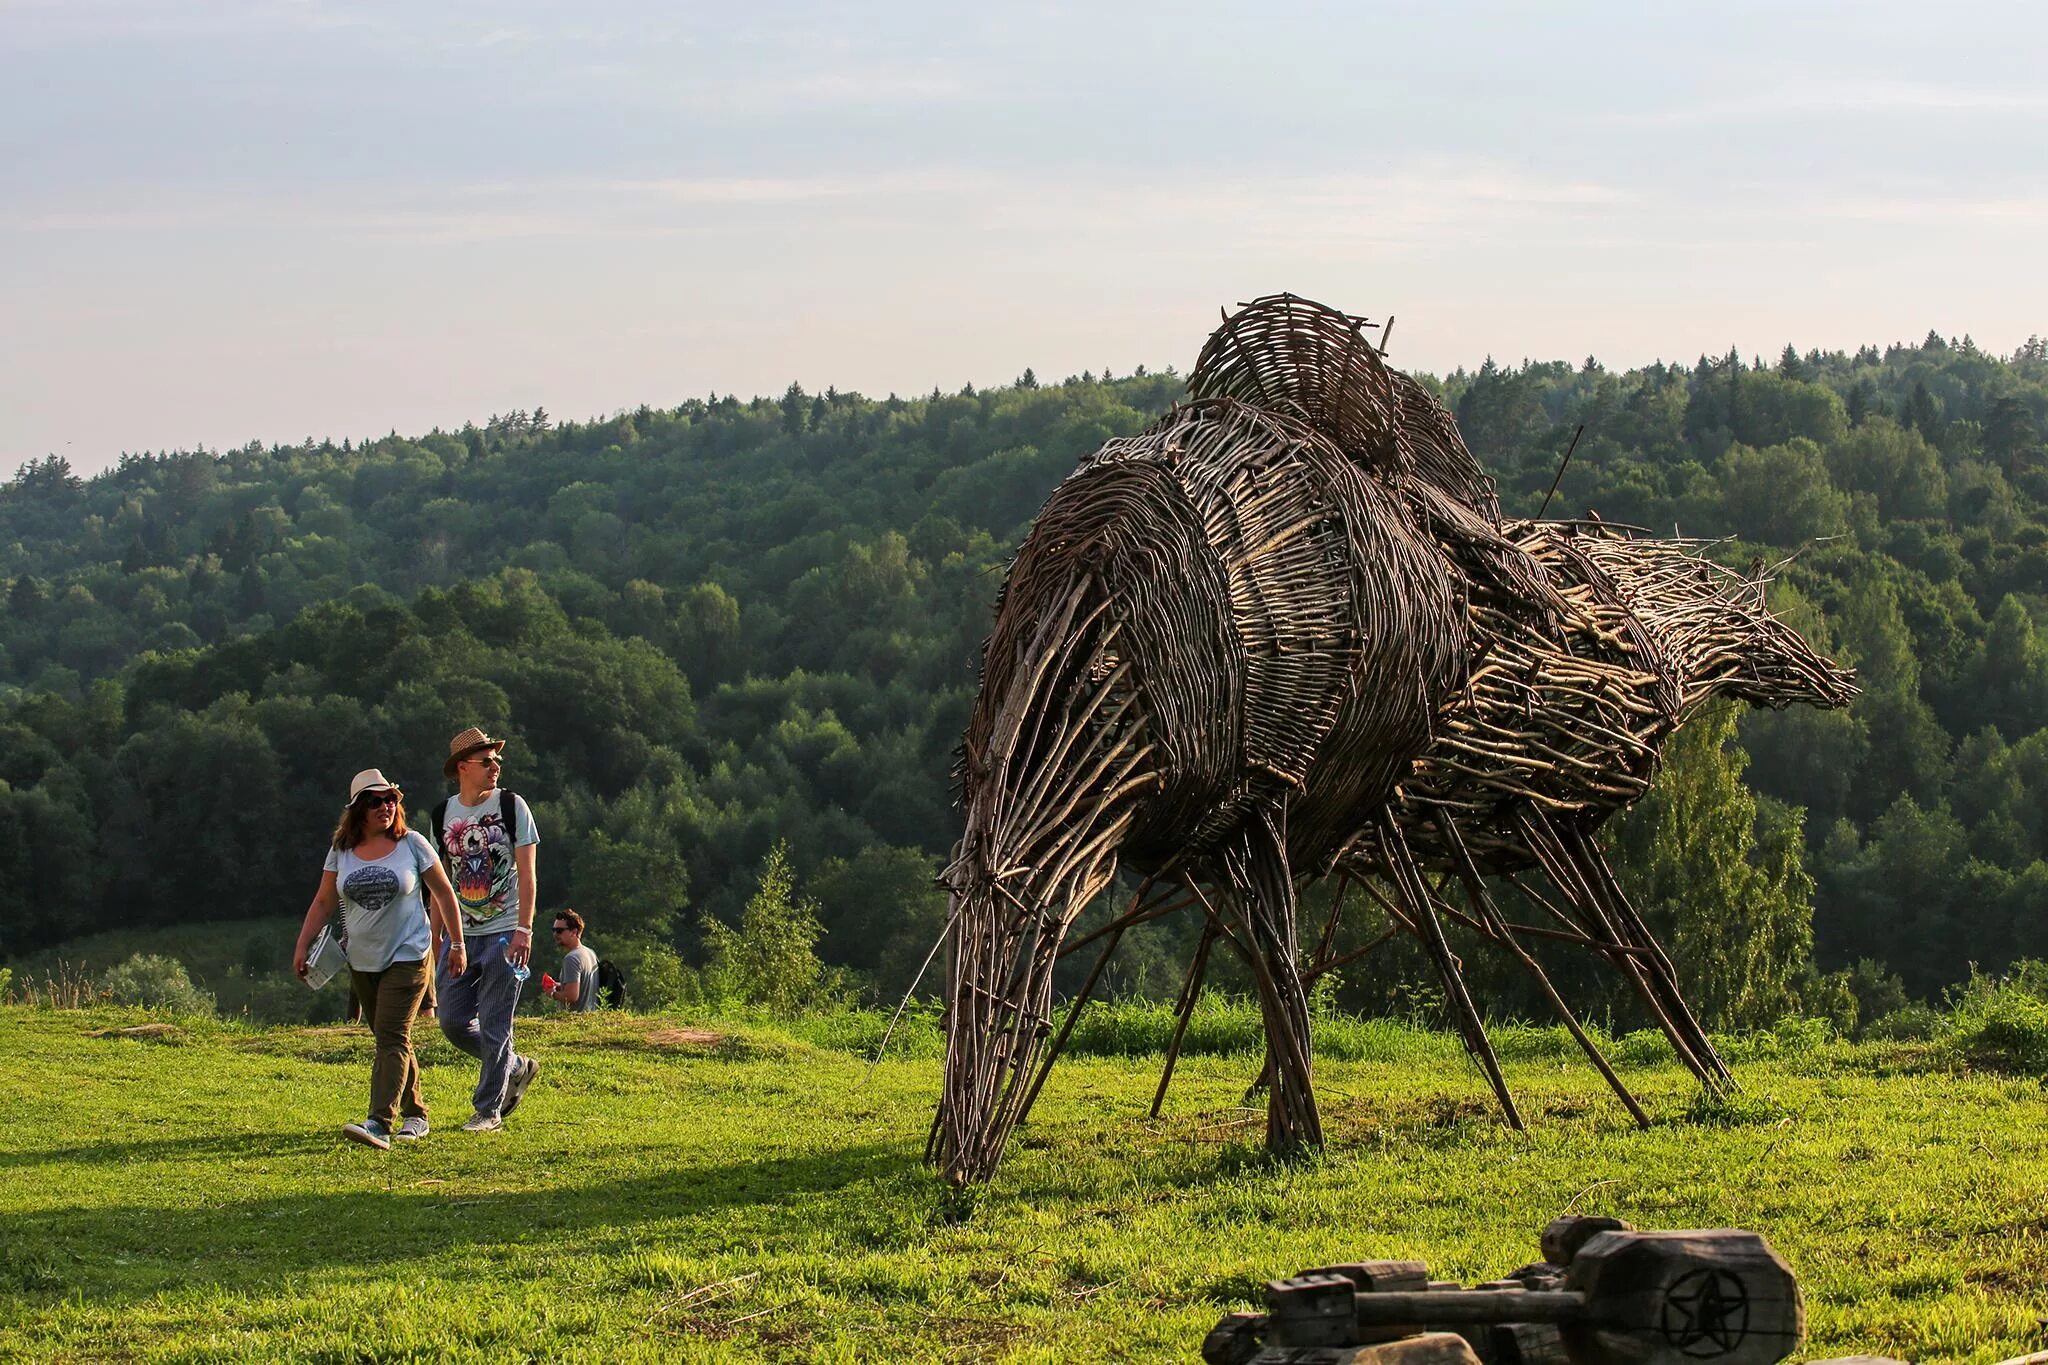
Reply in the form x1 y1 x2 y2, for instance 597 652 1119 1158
436 791 540 938
324 831 440 972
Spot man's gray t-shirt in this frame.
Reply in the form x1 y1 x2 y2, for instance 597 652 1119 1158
435 791 539 938
324 832 438 972
560 944 599 1011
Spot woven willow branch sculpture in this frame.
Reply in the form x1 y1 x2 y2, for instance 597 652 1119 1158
932 295 1855 1185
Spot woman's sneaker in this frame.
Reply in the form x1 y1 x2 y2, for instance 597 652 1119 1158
342 1118 392 1150
461 1112 503 1133
395 1116 430 1141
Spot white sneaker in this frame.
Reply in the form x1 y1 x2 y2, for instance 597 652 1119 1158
501 1055 539 1118
461 1111 503 1133
394 1116 430 1141
342 1118 392 1150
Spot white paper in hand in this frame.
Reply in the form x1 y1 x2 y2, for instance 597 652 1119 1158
304 927 346 989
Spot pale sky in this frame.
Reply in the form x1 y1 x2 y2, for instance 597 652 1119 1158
3 1 2043 474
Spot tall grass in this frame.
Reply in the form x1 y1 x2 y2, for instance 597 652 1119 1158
2 959 104 1009
1944 960 2048 1075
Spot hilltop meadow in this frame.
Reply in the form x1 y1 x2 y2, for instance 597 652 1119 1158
3 998 2046 1364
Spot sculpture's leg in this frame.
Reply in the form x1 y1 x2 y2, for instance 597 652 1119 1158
1428 806 1651 1129
1244 877 1393 1103
1151 918 1221 1118
1211 810 1322 1154
1516 810 1727 1093
1562 821 1732 1086
1012 913 1127 1131
1303 925 1401 983
1011 878 1184 1128
1309 873 1353 970
1375 815 1524 1131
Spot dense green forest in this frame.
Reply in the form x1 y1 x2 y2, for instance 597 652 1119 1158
4 332 2047 1027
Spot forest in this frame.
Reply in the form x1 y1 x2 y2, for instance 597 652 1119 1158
4 331 2047 1031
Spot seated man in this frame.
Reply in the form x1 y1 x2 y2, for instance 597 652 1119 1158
546 909 600 1012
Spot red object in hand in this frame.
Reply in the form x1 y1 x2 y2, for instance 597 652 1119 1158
540 974 557 992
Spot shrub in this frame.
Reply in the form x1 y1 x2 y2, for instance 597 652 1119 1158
96 954 215 1017
1844 958 1909 1032
1772 1014 1834 1053
1796 968 1859 1038
1862 1003 1945 1042
1946 962 2048 1074
239 974 317 1025
1954 996 2048 1074
701 842 846 1016
604 938 698 1013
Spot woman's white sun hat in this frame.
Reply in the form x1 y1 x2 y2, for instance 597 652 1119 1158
347 768 402 803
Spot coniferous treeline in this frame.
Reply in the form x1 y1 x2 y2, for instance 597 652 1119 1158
2 337 2045 1022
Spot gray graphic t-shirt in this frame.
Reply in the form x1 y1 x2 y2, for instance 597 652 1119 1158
324 832 438 972
560 945 599 1012
436 791 539 938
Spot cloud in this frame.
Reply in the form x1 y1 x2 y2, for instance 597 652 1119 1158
0 0 372 44
1626 78 2048 126
1792 190 2048 225
0 160 1635 256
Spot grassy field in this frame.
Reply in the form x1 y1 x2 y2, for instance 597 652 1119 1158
2 1004 2045 1363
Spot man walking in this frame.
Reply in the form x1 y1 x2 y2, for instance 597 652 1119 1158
545 909 600 1012
429 726 541 1132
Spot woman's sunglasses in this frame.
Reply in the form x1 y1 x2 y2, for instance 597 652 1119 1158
358 791 401 808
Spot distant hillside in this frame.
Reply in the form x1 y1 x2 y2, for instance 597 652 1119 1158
3 337 2046 1016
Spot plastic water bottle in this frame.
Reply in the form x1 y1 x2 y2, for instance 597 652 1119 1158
499 934 531 985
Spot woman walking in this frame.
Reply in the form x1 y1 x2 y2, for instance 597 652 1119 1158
294 768 466 1149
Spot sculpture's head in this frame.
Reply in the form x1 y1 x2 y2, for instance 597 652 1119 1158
1706 587 1860 712
1575 535 1858 715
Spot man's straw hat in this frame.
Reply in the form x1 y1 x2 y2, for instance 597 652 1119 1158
444 726 508 779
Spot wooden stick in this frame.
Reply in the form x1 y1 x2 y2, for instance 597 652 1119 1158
1151 920 1220 1118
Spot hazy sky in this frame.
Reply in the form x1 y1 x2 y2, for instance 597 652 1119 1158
4 1 2043 474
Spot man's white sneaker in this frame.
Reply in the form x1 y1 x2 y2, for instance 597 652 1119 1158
461 1112 503 1133
501 1056 539 1118
394 1116 430 1141
342 1119 392 1150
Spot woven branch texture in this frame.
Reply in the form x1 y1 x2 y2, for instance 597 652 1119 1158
933 295 1856 1184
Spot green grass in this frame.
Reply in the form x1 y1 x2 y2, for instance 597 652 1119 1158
3 1006 2046 1363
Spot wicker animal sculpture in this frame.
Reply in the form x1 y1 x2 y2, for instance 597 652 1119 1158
932 395 1470 1184
1318 521 1856 1129
931 295 1854 1185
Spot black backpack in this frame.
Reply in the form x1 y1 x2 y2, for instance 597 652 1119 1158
595 959 627 1009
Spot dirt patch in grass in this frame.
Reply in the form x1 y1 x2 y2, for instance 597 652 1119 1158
645 1027 725 1050
227 1024 371 1064
89 1023 184 1041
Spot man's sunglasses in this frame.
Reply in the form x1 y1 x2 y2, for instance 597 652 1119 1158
551 925 572 934
358 791 401 808
469 755 504 768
